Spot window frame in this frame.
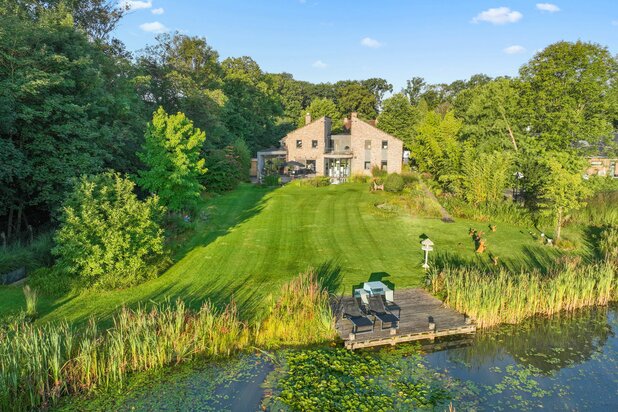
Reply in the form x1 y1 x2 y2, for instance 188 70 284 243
296 139 303 149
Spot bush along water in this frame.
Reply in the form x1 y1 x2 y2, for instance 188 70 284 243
428 260 617 328
0 271 336 411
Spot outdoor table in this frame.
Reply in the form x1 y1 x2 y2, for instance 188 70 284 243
363 281 394 303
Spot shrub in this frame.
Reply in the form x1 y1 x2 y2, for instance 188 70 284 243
28 267 72 296
371 165 387 178
263 174 281 186
53 172 167 290
298 176 331 187
349 174 370 183
384 173 405 192
202 140 251 193
0 232 54 275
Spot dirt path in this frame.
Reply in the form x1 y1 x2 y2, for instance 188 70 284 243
420 182 454 223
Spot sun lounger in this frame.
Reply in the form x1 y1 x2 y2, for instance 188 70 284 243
343 299 374 335
367 295 399 330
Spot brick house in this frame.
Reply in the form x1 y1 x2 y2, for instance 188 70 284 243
586 157 618 178
269 112 404 181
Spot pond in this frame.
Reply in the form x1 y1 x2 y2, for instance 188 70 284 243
57 305 618 411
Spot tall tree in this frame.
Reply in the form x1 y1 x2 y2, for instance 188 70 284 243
376 93 419 149
412 110 463 191
0 10 142 237
137 108 207 212
519 41 618 151
298 98 343 131
336 83 378 119
455 78 522 152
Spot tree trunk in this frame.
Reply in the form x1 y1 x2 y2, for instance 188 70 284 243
500 110 518 152
6 207 13 241
555 207 563 242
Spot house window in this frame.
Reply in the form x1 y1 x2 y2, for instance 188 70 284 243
364 161 371 170
382 140 388 149
312 140 318 149
306 160 316 171
381 160 388 170
364 140 371 150
296 140 302 149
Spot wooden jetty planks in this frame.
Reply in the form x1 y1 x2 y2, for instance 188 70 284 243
334 288 476 350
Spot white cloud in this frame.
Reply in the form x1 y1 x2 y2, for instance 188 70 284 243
120 1 152 11
504 45 526 54
312 60 327 69
139 21 168 33
151 7 164 15
472 7 523 25
360 37 382 48
536 3 560 13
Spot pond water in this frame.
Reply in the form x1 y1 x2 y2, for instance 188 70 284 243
424 304 618 410
57 305 618 411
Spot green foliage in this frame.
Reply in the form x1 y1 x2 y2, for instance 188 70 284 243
0 232 53 275
429 261 617 328
202 140 251 193
274 348 453 411
298 97 343 131
384 173 405 192
0 300 249 411
600 226 618 265
0 11 144 217
28 266 72 296
22 285 37 319
255 271 335 347
262 174 281 186
137 107 207 212
295 176 331 187
536 156 590 240
377 93 419 150
336 82 378 119
572 191 618 227
53 172 166 289
519 41 617 151
460 150 513 205
411 110 463 192
371 165 387 178
455 78 522 152
221 56 283 151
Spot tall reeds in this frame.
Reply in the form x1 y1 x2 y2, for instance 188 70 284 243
0 300 249 411
255 270 336 347
428 261 617 328
22 285 38 318
0 271 336 411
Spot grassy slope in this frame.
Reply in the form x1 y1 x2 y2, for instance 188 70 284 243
0 183 564 324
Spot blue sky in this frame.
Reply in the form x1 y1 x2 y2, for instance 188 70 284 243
114 1 618 90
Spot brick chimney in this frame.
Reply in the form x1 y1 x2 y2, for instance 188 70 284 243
305 112 311 125
351 112 358 119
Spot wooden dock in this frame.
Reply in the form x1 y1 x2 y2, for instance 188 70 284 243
334 288 476 350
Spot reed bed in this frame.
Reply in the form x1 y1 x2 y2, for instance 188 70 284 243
428 261 617 328
0 300 249 411
0 271 336 411
255 270 336 347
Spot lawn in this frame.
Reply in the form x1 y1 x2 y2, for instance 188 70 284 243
0 183 566 324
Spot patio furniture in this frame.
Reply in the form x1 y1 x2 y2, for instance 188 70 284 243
363 281 400 317
343 300 374 335
367 295 399 330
